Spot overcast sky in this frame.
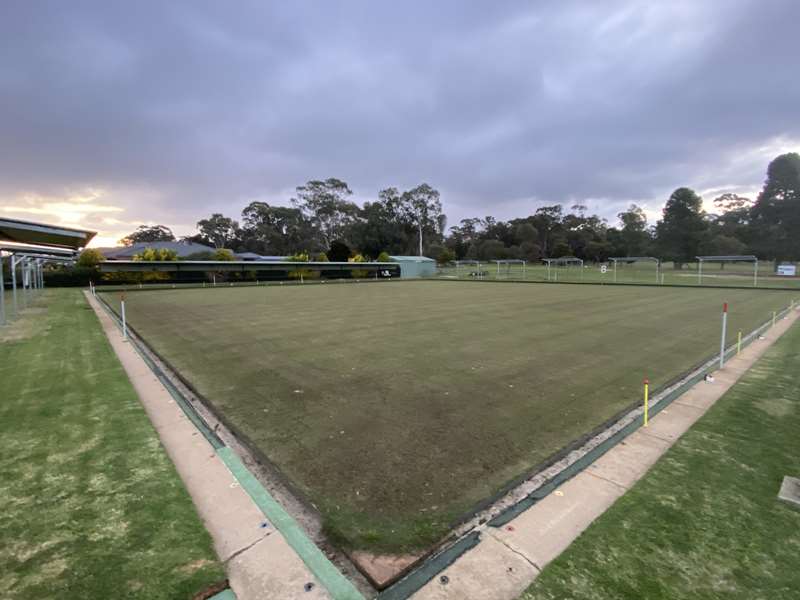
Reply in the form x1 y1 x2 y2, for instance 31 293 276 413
1 1 798 246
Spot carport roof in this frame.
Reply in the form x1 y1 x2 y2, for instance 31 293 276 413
0 217 96 249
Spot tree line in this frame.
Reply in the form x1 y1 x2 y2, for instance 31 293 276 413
119 152 800 267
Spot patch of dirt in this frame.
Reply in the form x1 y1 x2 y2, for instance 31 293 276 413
191 579 230 600
177 558 216 574
349 551 422 589
755 397 794 417
0 308 47 342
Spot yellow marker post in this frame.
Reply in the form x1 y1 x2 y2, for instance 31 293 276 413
772 311 777 327
643 378 649 427
737 330 742 355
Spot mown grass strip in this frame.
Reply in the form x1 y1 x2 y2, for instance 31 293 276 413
0 290 225 599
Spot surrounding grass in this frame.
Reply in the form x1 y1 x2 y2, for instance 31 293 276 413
0 290 225 599
521 315 800 600
100 281 798 553
437 261 800 288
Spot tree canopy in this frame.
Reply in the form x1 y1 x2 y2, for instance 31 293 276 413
170 153 799 268
119 225 175 246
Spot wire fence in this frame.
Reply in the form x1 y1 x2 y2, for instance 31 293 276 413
436 260 800 289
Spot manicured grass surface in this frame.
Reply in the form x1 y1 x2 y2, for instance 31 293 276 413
521 317 800 600
100 281 797 553
0 290 225 599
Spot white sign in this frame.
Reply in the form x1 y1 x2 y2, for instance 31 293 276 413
777 264 796 276
600 265 608 274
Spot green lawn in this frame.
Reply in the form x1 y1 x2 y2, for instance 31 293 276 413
0 290 225 599
437 261 800 289
521 315 800 600
100 281 797 554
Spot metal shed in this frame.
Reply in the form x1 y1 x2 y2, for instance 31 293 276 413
389 256 436 278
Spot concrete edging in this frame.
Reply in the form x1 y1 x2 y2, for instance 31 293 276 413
405 307 800 600
84 290 363 600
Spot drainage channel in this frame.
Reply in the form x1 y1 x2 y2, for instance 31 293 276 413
93 291 367 600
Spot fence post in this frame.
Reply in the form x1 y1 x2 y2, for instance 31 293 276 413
121 294 128 341
0 253 6 326
737 330 742 355
643 378 649 427
719 302 728 369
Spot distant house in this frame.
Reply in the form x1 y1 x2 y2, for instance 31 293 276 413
98 240 216 260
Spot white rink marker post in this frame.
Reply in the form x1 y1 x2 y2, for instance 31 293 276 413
719 302 728 369
121 293 128 341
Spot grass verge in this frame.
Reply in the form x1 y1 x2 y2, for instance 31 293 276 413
521 318 800 600
0 290 225 599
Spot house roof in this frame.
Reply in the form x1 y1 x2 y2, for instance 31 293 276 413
389 255 436 262
98 240 215 259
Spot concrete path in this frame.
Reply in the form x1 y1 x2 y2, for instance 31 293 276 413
411 308 799 600
85 292 333 600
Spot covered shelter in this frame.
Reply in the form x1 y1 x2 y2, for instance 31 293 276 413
388 256 436 278
609 256 661 284
542 257 584 282
0 217 95 249
1 218 95 325
494 259 526 279
696 255 759 287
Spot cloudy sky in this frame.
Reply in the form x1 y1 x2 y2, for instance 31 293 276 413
1 1 798 246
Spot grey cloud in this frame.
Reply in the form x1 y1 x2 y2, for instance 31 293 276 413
0 0 798 233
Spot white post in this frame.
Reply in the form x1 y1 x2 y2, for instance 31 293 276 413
20 259 27 309
719 302 728 369
614 260 617 283
754 259 758 287
698 260 703 285
121 296 128 341
523 261 526 280
496 261 500 279
547 261 551 281
11 255 18 317
0 252 6 326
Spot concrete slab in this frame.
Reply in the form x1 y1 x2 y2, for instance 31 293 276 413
639 402 705 443
491 472 625 570
587 430 672 489
227 531 331 600
85 292 332 600
410 534 538 600
778 476 800 509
